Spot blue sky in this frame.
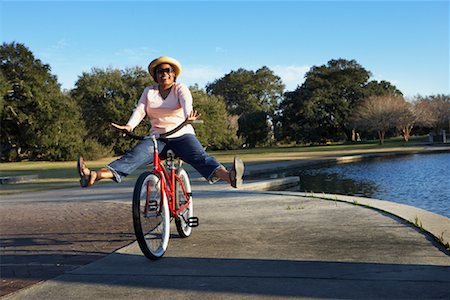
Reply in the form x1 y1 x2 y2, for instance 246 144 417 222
1 1 449 98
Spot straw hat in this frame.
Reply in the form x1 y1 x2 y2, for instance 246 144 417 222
148 56 182 81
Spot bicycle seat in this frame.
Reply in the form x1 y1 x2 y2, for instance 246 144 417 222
165 149 183 166
166 149 177 159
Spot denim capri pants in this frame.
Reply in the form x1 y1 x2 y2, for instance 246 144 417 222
107 134 222 183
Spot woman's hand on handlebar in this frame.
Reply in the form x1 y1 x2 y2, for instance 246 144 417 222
111 123 132 132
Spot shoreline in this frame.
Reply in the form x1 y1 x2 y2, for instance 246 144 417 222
244 145 450 177
242 147 450 218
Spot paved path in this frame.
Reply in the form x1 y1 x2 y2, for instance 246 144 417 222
2 181 450 299
0 200 135 296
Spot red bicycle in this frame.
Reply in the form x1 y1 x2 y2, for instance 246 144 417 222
118 119 200 260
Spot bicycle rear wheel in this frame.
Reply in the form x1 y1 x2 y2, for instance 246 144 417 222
175 168 194 238
132 171 170 260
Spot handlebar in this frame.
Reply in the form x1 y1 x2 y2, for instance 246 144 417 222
115 118 203 140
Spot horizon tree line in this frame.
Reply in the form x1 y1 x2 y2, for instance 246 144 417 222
1 42 449 161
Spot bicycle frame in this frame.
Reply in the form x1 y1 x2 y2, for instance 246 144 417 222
145 135 191 218
127 117 200 259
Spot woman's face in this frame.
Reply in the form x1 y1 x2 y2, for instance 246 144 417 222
156 63 175 86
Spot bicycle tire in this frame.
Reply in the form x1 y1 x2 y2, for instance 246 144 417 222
175 168 193 238
132 171 170 260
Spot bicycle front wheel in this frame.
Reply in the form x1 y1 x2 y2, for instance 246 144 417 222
132 171 170 260
175 168 194 238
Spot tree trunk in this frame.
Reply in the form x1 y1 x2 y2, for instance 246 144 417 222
402 127 410 142
402 125 414 142
378 130 385 144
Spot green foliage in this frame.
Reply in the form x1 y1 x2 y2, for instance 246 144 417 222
71 67 154 155
364 80 403 97
0 71 8 115
206 66 284 117
238 111 271 148
190 85 242 149
0 42 86 161
279 58 402 143
206 66 283 147
80 138 112 160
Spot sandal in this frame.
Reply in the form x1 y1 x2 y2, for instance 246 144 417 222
77 155 94 188
229 156 244 189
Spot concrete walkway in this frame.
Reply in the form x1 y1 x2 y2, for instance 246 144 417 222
3 179 450 299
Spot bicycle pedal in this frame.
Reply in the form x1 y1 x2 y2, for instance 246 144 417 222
187 217 199 227
147 200 158 211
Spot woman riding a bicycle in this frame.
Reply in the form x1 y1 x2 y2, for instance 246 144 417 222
77 55 244 189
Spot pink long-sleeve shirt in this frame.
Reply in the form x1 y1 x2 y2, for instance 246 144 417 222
126 83 195 138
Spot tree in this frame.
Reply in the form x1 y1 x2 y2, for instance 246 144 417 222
279 59 371 143
0 71 8 116
71 67 154 154
351 95 412 144
206 66 284 146
0 42 87 161
364 80 403 97
206 67 284 117
413 95 450 134
351 80 404 141
238 111 271 148
397 101 415 142
190 85 241 149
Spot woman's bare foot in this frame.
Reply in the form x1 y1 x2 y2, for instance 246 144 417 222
214 157 244 188
77 156 94 187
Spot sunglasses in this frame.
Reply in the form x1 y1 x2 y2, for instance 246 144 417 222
156 67 175 75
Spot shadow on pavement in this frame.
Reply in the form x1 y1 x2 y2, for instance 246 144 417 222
45 253 450 299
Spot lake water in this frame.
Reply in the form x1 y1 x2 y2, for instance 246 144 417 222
267 152 450 218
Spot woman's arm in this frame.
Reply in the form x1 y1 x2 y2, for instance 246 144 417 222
125 87 149 131
111 123 132 132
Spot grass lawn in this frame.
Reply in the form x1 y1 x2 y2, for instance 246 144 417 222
0 136 440 195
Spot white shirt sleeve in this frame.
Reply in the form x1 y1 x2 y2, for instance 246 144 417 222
126 87 148 131
177 83 193 118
